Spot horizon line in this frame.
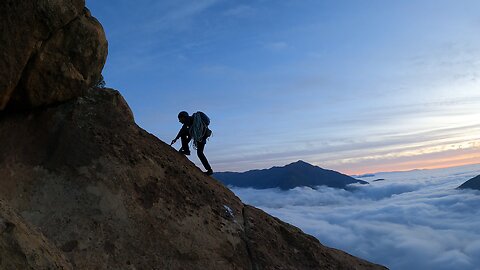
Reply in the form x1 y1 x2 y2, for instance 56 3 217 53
214 160 480 176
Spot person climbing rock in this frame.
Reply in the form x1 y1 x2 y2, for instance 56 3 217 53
171 111 213 175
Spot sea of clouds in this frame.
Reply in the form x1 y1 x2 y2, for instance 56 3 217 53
231 163 480 270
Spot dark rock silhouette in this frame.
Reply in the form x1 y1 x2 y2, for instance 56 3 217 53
356 173 376 178
214 160 368 190
0 1 387 269
458 175 480 190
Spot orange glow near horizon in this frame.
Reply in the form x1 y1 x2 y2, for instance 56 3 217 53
321 137 480 175
339 152 480 175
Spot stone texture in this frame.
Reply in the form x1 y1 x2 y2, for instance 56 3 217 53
0 200 72 270
0 0 107 110
0 88 387 269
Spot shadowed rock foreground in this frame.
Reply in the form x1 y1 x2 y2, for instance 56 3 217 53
0 0 387 269
0 200 72 269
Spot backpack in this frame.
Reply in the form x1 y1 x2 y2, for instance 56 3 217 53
191 112 212 147
196 111 210 126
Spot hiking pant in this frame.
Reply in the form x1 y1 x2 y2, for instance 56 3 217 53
179 126 212 172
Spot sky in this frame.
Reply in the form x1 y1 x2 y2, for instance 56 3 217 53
85 0 480 174
232 163 480 270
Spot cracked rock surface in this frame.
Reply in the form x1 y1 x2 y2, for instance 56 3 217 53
0 0 107 110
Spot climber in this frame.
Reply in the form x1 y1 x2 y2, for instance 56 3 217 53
171 111 213 175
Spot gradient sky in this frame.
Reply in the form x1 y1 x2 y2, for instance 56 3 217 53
85 0 480 174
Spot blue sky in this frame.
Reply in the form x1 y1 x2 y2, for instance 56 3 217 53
86 0 480 174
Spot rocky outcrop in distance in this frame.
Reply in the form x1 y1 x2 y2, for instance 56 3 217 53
214 160 368 190
0 0 387 269
458 175 480 190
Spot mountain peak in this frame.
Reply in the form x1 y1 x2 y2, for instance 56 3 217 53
215 161 367 190
286 160 315 168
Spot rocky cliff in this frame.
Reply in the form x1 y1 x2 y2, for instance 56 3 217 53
0 1 387 269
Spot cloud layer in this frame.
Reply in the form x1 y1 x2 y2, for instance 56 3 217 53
232 164 480 270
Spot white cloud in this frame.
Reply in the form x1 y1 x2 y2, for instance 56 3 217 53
231 164 480 270
145 0 221 33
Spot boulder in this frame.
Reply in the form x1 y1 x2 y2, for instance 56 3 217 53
0 0 107 110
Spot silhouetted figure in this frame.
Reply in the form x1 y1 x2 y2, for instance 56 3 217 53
171 111 213 175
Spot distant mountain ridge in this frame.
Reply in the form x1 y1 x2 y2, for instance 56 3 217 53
214 160 368 190
458 175 480 190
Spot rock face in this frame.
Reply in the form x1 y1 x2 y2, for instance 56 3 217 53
214 160 368 190
458 175 480 190
0 1 387 269
0 0 107 110
0 200 72 270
